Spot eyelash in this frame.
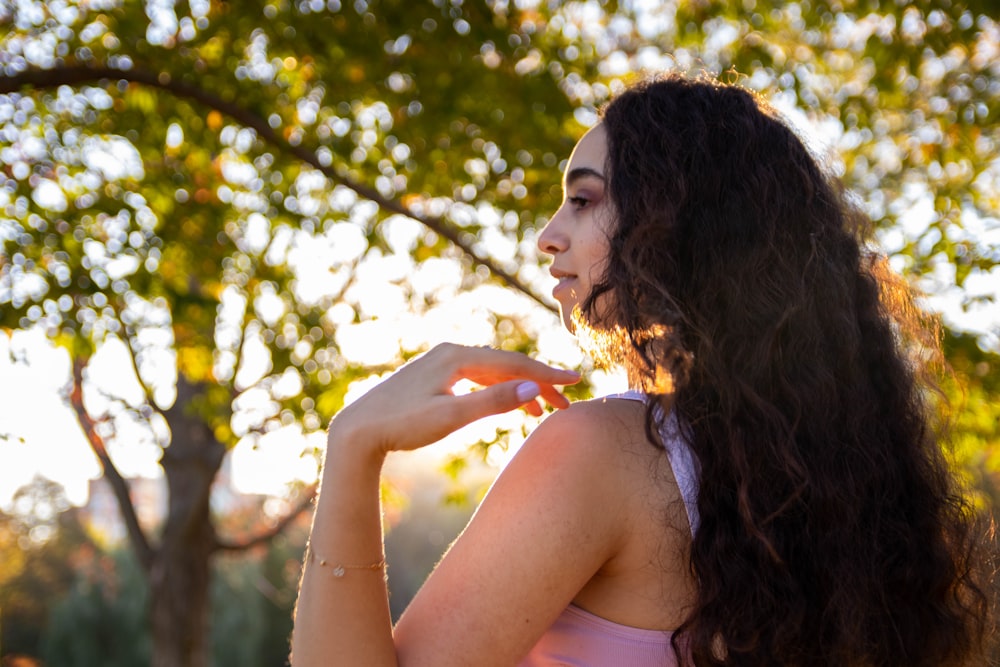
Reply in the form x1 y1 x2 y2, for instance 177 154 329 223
567 196 590 209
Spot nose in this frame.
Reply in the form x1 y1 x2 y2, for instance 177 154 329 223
537 206 568 256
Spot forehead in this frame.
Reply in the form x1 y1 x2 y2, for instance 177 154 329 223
563 124 607 187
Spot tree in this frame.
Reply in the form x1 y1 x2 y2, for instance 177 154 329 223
1 1 997 665
1 2 580 665
0 476 92 659
42 546 151 667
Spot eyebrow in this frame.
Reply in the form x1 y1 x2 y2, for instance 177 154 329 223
563 166 606 190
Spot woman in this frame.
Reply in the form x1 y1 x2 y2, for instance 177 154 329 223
292 74 991 666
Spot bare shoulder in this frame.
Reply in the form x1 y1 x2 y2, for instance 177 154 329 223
503 395 677 521
520 396 662 473
393 401 669 664
516 396 693 628
486 397 655 512
525 395 688 527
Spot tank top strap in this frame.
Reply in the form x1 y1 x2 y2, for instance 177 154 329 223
602 391 700 534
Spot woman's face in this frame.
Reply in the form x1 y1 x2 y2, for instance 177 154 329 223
537 124 613 332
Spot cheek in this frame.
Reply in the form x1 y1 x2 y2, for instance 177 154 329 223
586 236 611 279
589 208 614 275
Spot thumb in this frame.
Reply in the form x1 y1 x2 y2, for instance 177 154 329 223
454 380 541 421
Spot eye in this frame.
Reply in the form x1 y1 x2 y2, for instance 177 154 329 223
567 195 590 209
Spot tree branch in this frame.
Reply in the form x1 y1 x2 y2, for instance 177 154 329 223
213 483 317 552
68 359 156 572
0 63 555 312
109 298 163 407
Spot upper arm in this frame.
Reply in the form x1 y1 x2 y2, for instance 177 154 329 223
392 403 633 667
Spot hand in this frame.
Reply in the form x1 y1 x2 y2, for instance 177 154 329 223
328 343 581 455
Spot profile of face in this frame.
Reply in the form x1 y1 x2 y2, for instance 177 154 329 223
537 124 613 332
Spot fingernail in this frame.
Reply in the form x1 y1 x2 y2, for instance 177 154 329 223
516 381 541 402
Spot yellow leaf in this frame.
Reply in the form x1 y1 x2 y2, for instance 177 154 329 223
207 110 224 131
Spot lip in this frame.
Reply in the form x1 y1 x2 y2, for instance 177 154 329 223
549 270 577 299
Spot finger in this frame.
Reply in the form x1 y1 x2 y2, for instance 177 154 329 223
462 365 580 391
457 347 581 387
522 398 543 418
451 379 542 423
538 383 571 410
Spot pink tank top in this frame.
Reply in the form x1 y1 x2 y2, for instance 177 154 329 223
517 604 680 666
518 391 699 667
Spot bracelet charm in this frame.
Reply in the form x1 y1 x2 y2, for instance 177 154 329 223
306 545 386 577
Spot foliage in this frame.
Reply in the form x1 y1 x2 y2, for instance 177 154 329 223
0 477 91 660
534 0 1000 288
1 0 995 455
943 329 1000 508
23 497 475 666
0 0 579 447
38 537 303 667
0 0 994 451
0 0 997 663
41 548 151 667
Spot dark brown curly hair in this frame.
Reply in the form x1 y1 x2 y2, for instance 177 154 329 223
586 73 993 666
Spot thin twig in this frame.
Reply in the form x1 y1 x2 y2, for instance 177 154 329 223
213 484 317 552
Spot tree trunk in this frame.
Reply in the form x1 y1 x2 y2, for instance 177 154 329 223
150 377 226 667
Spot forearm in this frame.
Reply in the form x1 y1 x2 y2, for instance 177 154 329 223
289 344 578 665
291 425 397 666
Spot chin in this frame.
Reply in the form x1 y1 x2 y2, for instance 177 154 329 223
558 306 577 333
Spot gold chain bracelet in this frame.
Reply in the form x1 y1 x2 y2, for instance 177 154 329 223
305 545 386 578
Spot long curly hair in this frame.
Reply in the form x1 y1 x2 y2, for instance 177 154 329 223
587 73 993 666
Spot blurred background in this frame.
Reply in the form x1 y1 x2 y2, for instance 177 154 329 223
0 1 997 665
